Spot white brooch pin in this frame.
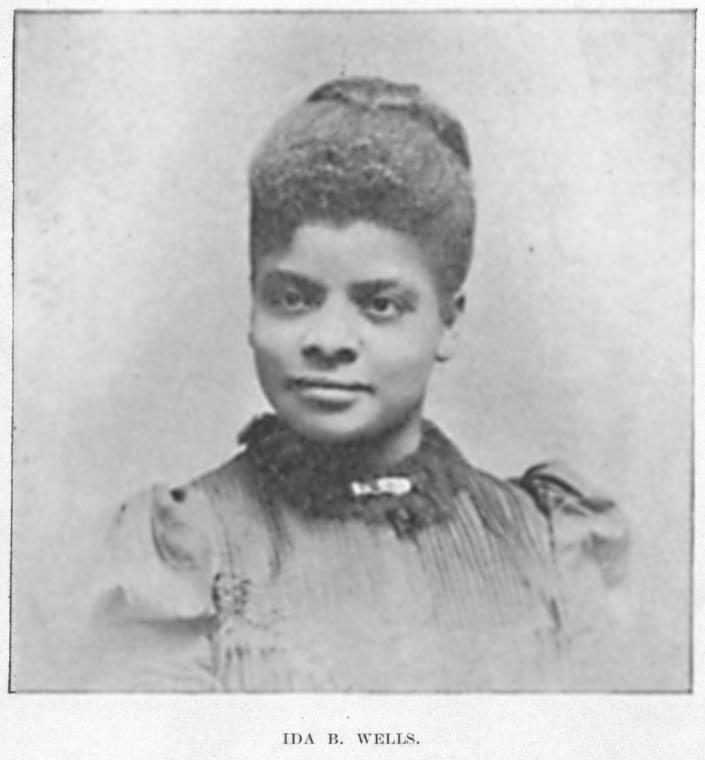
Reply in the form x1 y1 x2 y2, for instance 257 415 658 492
350 476 413 498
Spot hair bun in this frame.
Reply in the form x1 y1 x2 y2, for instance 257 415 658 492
307 77 470 170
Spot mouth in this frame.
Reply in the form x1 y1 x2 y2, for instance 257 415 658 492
288 376 373 393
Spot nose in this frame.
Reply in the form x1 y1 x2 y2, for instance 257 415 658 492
301 303 360 365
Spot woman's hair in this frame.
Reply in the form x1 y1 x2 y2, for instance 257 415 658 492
248 77 475 297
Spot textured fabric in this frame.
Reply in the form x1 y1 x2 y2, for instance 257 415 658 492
77 423 629 692
238 415 475 532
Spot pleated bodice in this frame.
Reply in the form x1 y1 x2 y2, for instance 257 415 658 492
81 428 628 692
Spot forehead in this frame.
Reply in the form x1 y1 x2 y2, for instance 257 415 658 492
254 221 438 288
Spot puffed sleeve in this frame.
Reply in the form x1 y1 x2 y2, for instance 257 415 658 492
97 484 218 619
79 484 224 691
518 461 633 688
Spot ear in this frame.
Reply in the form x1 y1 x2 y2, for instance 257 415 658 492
436 292 465 363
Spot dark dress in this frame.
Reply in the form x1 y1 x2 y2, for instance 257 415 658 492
73 416 629 691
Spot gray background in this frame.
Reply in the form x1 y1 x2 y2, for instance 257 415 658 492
12 12 692 689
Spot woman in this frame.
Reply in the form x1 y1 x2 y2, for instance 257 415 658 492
75 77 628 691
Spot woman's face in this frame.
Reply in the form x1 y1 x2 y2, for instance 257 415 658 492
250 221 461 464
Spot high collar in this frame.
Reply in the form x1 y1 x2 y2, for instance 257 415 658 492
238 414 475 539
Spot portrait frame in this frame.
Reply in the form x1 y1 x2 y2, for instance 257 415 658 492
2 0 702 757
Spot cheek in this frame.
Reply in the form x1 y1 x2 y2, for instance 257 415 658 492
371 326 442 385
250 315 299 364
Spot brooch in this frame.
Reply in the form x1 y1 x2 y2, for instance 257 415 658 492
349 476 413 498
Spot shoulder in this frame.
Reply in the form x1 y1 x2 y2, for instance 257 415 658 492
459 455 629 610
514 461 637 687
466 458 633 686
97 455 253 622
514 460 629 590
64 454 273 690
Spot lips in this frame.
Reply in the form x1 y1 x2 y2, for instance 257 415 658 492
288 376 373 393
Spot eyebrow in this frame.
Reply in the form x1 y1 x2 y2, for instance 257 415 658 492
349 279 420 306
258 270 323 292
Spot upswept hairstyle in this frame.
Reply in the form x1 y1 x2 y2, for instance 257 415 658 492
248 77 475 297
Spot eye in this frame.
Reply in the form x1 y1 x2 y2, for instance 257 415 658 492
281 288 305 310
264 285 316 314
363 295 405 321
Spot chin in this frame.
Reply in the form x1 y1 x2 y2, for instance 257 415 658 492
275 401 420 453
281 413 375 445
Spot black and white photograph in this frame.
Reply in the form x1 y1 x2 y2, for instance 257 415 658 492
4 2 698 745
